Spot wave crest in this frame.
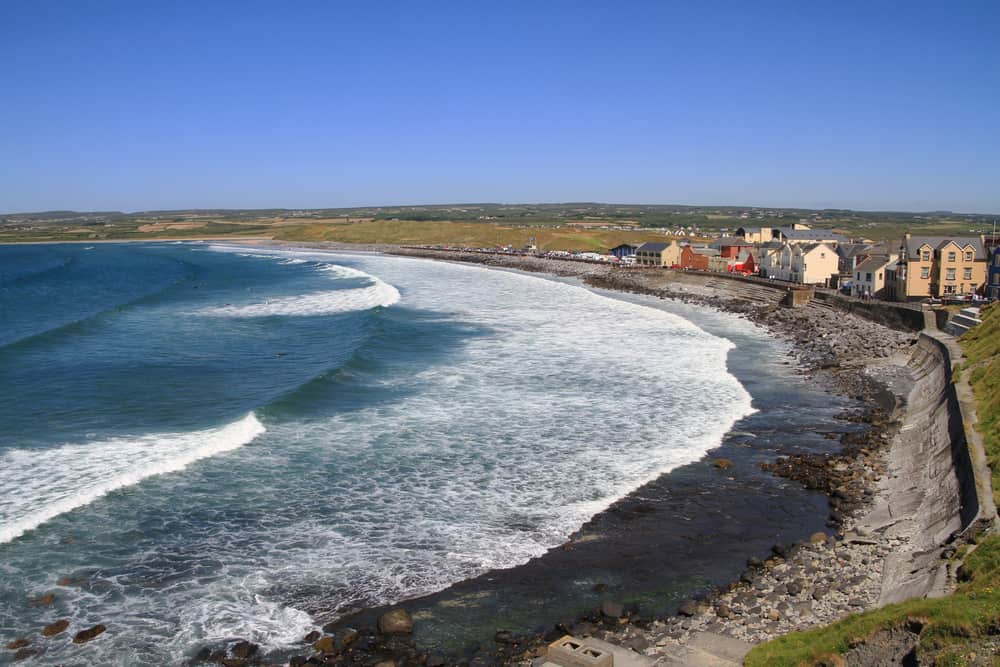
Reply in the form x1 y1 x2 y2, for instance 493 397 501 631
0 413 265 544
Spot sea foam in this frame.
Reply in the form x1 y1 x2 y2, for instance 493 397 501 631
197 260 401 317
0 413 265 544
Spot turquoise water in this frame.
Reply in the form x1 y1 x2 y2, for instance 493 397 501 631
0 243 760 665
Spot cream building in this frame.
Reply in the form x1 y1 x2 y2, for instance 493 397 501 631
634 241 683 267
895 234 988 300
759 242 838 285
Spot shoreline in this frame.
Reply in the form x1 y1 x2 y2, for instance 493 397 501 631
224 243 923 666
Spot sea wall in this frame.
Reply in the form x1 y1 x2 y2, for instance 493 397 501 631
868 331 997 604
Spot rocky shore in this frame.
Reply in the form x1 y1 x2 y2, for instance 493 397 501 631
5 246 934 667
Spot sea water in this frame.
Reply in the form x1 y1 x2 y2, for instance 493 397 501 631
0 242 760 664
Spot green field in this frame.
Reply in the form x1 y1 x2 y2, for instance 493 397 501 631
2 203 996 246
746 302 1000 666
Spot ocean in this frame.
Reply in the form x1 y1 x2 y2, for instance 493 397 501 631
0 243 846 665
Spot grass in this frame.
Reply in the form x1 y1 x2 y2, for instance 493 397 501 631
745 301 1000 666
273 219 698 251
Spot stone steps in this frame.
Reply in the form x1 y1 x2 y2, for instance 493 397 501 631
655 632 753 667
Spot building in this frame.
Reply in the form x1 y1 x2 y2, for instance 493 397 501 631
678 245 709 270
734 227 770 244
608 243 638 260
988 245 1000 300
758 242 838 285
634 241 682 267
894 234 988 301
771 227 848 246
853 255 896 299
727 248 756 275
736 223 848 247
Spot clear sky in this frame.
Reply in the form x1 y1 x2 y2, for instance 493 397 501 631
1 1 998 213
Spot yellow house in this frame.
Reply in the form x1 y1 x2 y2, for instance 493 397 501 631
895 234 988 300
635 241 683 267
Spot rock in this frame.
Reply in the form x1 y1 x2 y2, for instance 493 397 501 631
374 662 395 667
425 653 446 667
494 630 516 644
72 624 106 644
809 531 828 545
624 635 649 652
29 593 55 607
313 635 336 653
289 657 307 667
230 640 257 659
676 600 700 617
303 630 320 643
786 581 803 596
41 620 69 637
713 458 733 470
767 609 781 621
601 600 625 618
340 628 359 646
378 609 413 635
13 648 40 661
58 577 76 586
219 659 247 667
6 638 30 650
715 604 732 619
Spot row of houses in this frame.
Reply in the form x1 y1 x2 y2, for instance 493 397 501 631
613 225 1000 302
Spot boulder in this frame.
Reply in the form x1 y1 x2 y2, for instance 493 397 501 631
340 628 359 646
13 648 39 662
601 600 625 618
6 638 30 650
303 630 320 643
41 620 69 637
29 593 55 607
230 640 257 659
809 531 828 545
374 662 395 667
715 604 732 619
713 458 733 470
378 609 413 635
676 600 700 617
72 624 106 644
494 630 519 644
312 635 336 654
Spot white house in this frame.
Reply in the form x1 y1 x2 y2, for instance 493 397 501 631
760 242 839 285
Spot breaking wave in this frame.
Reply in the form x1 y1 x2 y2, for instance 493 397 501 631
0 413 265 544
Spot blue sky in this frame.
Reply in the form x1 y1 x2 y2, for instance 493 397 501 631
1 1 998 213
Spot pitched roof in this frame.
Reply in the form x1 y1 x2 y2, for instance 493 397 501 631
903 236 986 260
637 242 669 252
691 246 720 257
776 227 849 243
855 255 893 273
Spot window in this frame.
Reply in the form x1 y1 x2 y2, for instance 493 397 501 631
946 268 956 281
866 272 873 281
921 250 930 261
964 268 972 280
948 251 956 262
856 272 862 281
877 272 882 280
995 274 1000 285
965 251 974 261
995 255 1000 267
944 284 956 294
921 267 930 279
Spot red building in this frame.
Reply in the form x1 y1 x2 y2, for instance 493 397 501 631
679 245 710 270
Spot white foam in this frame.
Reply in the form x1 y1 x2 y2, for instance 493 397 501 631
0 413 265 544
196 251 401 317
199 280 400 317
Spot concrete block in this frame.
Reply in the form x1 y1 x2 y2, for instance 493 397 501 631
547 636 613 667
